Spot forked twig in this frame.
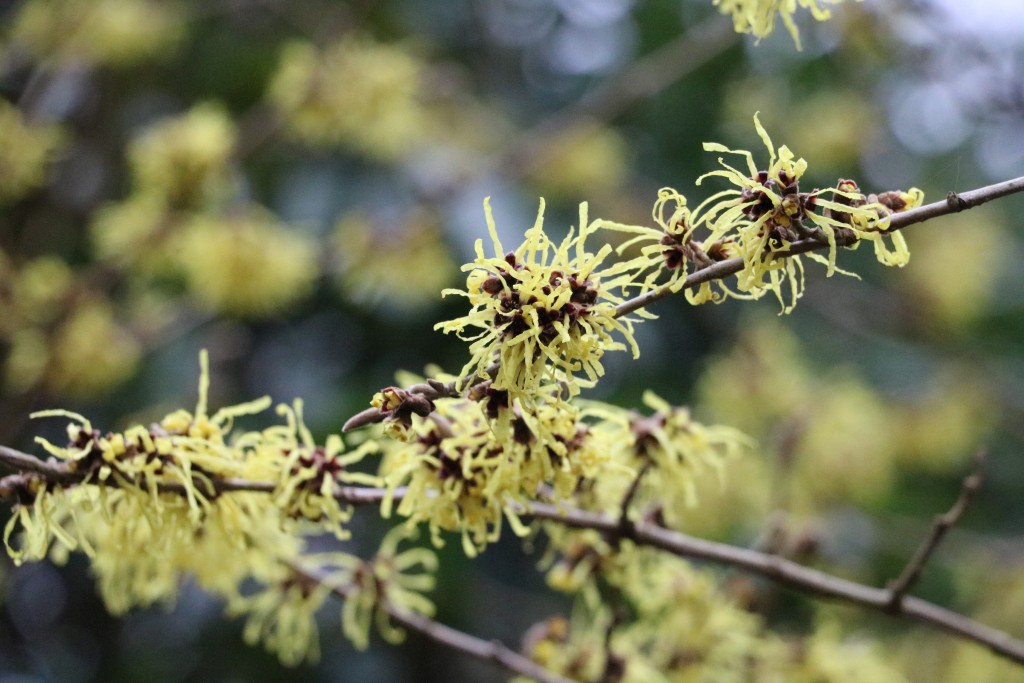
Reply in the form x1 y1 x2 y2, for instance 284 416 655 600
886 451 986 609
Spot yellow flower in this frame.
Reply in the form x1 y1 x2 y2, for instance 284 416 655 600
379 397 528 556
266 37 430 161
599 187 747 304
0 100 66 204
11 0 184 67
338 526 437 650
46 297 141 397
265 400 381 539
128 103 236 208
525 122 630 200
713 0 845 49
172 207 317 317
332 207 456 313
598 188 700 294
9 351 376 595
90 193 174 271
436 199 646 402
2 480 80 566
576 392 751 525
695 114 921 312
231 569 334 666
378 391 604 556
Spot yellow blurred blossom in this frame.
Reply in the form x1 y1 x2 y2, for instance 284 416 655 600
46 297 141 397
332 207 456 313
891 372 992 474
695 317 992 520
266 37 430 161
232 571 333 666
902 209 1008 328
526 122 630 200
535 537 908 682
714 0 847 49
338 525 438 650
0 100 66 204
172 207 317 317
9 256 73 325
128 103 236 208
4 328 51 395
90 193 175 272
10 0 184 67
696 319 898 514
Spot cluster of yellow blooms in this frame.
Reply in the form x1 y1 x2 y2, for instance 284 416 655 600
332 207 457 313
348 114 928 676
90 104 318 317
3 355 436 663
0 253 140 397
0 100 65 204
266 36 432 161
367 114 926 563
602 114 922 313
372 365 748 556
1 105 931 671
0 0 983 676
530 532 908 682
7 0 185 68
436 200 649 403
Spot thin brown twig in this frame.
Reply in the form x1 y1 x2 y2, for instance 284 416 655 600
613 174 1024 319
289 563 578 683
0 445 79 483
0 443 397 505
523 501 1024 666
886 451 986 609
616 460 652 530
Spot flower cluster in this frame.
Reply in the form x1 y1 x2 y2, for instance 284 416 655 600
437 200 647 403
9 0 185 68
266 36 431 161
332 207 456 313
531 534 909 683
0 254 140 398
603 114 923 313
126 103 236 209
378 393 605 556
578 392 752 523
373 376 748 557
90 104 318 318
172 208 318 317
0 99 66 204
230 526 437 663
3 354 381 629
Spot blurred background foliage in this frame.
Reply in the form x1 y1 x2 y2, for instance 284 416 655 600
0 0 1023 680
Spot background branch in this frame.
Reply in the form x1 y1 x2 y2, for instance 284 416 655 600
886 451 986 608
